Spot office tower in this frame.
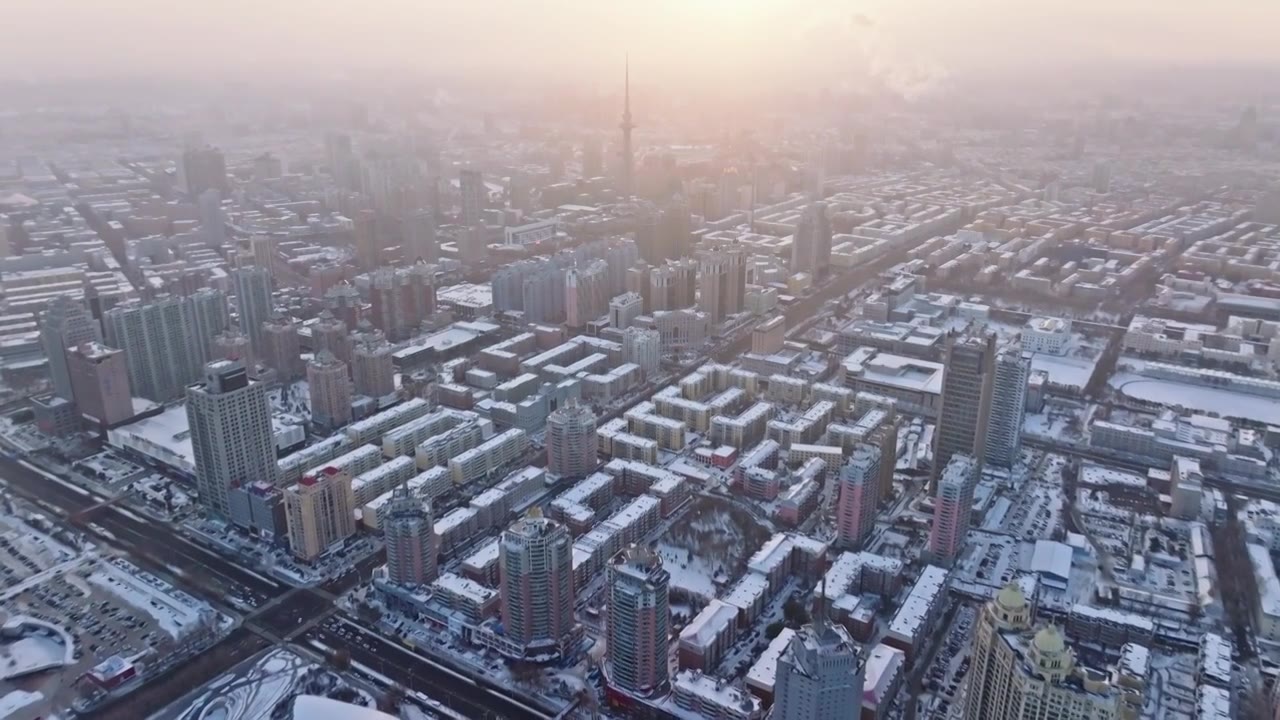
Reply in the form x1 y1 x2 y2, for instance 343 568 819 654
773 619 865 720
835 444 880 550
932 330 996 489
582 137 604 178
985 347 1031 469
565 260 608 329
500 510 576 657
964 583 1135 720
232 266 273 353
103 295 201 402
186 360 276 518
619 58 636 198
607 546 670 695
622 327 661 376
626 262 652 312
214 328 253 368
404 209 438 263
188 287 230 364
250 234 274 270
39 294 101 401
928 454 977 566
261 311 302 382
325 282 363 330
459 168 485 226
179 146 228 197
307 351 351 430
791 202 832 279
67 342 133 427
697 249 732 323
609 292 644 330
384 484 437 586
352 336 395 398
602 238 640 297
403 261 438 331
284 466 357 562
354 209 379 271
649 265 674 312
671 257 698 308
546 400 597 479
198 189 226 246
311 311 350 366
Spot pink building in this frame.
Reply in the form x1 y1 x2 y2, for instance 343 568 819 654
927 454 977 566
307 351 352 429
499 511 576 659
67 342 133 427
836 444 881 550
607 546 670 696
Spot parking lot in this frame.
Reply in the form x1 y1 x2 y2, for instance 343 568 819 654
917 604 977 719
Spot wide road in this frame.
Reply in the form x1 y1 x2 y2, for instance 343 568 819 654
0 455 555 720
307 622 549 720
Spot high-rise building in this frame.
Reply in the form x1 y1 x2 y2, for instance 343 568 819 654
928 454 977 566
214 328 253 368
964 583 1139 720
310 311 351 366
565 260 609 329
500 510 576 658
985 347 1031 469
232 266 273 353
198 189 226 246
773 619 865 720
285 466 357 562
609 292 644 330
697 244 746 323
835 444 880 550
619 57 635 198
403 209 438 263
354 209 380 271
383 484 436 586
649 265 674 312
188 287 230 364
622 327 662 376
249 234 274 270
103 295 202 402
658 199 692 264
186 360 276 518
307 351 352 430
179 146 228 197
752 315 786 354
932 330 996 489
325 132 359 192
67 342 133 427
546 400 597 479
671 257 698 309
261 311 302 382
791 202 832 279
39 294 101 401
460 169 485 226
607 546 670 695
626 262 652 312
352 336 395 398
325 282 363 330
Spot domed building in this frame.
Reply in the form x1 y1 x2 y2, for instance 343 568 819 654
962 582 1146 720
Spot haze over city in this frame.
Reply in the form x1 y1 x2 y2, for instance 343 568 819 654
0 3 1278 720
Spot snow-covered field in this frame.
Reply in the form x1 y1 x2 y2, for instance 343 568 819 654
1111 371 1280 425
1030 352 1096 390
157 647 377 720
656 496 771 601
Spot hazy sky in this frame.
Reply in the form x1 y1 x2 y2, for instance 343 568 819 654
6 0 1280 94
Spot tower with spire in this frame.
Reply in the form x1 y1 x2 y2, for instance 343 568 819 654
620 55 635 199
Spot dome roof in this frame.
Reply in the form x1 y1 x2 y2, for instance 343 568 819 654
995 582 1026 611
1033 625 1066 655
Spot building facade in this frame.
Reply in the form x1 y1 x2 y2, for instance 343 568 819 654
499 511 576 658
307 351 352 430
607 546 670 695
383 484 437 586
285 466 358 562
185 360 276 518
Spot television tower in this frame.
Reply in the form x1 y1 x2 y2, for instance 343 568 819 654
620 55 635 199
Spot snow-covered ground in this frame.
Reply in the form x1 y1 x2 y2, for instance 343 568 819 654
1111 371 1280 424
656 543 720 600
156 647 378 720
0 690 42 718
1029 352 1096 390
